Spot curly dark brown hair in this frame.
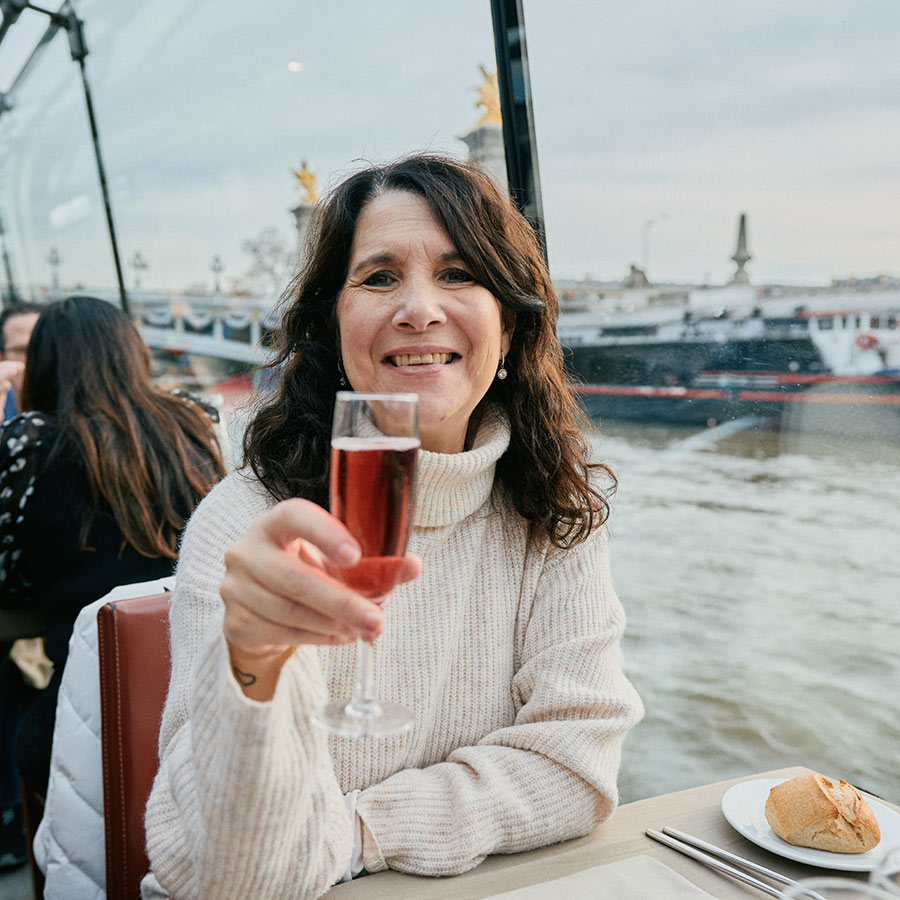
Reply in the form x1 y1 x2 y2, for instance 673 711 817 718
244 153 614 548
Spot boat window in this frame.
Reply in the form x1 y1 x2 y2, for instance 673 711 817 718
1 1 897 813
525 1 899 807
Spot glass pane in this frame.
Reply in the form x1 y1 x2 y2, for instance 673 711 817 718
0 0 501 299
525 1 900 805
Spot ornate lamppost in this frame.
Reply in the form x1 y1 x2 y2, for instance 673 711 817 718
130 250 148 291
210 254 223 294
47 245 60 292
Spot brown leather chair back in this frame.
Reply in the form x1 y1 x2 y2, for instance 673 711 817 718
97 592 171 900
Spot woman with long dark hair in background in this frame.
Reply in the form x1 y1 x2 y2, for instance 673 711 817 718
0 295 225 800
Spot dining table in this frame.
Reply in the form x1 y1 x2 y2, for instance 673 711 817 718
323 765 897 899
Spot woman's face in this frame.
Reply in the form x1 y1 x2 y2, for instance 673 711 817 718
337 190 512 454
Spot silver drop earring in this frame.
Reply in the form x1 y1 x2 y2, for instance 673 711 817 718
337 356 348 387
496 354 508 380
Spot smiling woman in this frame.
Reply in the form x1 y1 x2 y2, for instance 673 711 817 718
142 153 644 900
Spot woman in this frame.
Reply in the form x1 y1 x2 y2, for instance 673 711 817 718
0 295 225 795
144 154 643 900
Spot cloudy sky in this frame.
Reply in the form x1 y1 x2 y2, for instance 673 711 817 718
1 0 898 294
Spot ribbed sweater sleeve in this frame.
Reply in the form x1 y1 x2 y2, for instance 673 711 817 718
144 475 351 900
355 526 642 876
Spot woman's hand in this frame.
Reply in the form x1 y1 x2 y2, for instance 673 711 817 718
220 498 421 699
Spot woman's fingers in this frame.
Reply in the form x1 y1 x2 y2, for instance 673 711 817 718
223 530 382 636
222 593 360 653
220 499 390 657
220 499 425 663
258 497 361 566
222 567 369 642
219 499 424 696
396 553 423 585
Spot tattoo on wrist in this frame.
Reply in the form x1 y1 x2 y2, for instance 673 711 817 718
232 665 257 687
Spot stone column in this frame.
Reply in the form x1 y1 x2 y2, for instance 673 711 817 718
459 121 508 194
291 201 316 269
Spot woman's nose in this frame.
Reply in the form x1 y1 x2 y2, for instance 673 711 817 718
392 280 447 331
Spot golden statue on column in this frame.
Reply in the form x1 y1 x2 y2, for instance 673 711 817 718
476 65 502 126
292 160 319 204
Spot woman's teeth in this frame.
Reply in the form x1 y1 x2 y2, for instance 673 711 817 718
391 352 452 366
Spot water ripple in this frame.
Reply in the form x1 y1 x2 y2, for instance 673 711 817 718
592 421 900 805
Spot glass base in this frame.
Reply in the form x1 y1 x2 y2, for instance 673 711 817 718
312 698 413 738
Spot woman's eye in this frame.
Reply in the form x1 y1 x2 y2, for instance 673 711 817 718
443 267 475 284
362 270 394 287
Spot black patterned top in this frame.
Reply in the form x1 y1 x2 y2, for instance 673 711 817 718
0 412 46 608
0 399 217 666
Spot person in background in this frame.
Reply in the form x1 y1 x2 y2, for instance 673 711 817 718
0 296 226 811
0 303 42 868
144 153 643 900
0 360 23 422
0 302 41 421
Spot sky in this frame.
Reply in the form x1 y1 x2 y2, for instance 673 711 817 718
0 0 898 295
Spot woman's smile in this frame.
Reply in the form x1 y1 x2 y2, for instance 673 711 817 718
386 351 456 367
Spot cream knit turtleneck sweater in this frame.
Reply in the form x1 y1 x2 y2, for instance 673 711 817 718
144 414 643 900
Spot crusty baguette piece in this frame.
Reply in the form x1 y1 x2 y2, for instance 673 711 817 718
764 773 881 853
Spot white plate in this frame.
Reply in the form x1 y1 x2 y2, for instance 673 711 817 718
721 777 900 872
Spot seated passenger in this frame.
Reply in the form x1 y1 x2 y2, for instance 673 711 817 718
0 295 225 799
0 305 42 869
144 154 643 900
0 302 41 422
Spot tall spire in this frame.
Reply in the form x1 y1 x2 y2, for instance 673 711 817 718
730 212 751 284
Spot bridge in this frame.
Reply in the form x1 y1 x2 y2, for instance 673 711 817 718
127 293 277 365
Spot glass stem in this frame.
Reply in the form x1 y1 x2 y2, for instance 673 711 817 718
349 637 377 716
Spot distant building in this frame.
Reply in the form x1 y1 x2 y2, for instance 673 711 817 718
730 212 752 285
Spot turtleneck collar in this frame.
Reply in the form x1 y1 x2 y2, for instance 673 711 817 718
412 408 510 529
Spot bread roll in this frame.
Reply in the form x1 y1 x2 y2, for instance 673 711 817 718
764 773 881 853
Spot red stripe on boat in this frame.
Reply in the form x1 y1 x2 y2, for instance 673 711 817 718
569 385 730 399
737 390 900 405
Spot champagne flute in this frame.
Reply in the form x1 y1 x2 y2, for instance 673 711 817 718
312 391 419 737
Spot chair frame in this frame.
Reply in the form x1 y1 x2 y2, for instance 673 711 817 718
97 592 171 900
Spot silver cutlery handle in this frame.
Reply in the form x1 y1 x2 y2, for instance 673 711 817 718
662 826 798 886
647 828 785 898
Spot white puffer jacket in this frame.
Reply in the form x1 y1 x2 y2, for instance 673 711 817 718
33 577 175 900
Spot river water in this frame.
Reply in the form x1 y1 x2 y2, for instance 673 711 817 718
588 417 900 806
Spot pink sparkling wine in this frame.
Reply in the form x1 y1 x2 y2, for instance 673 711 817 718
330 436 418 600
